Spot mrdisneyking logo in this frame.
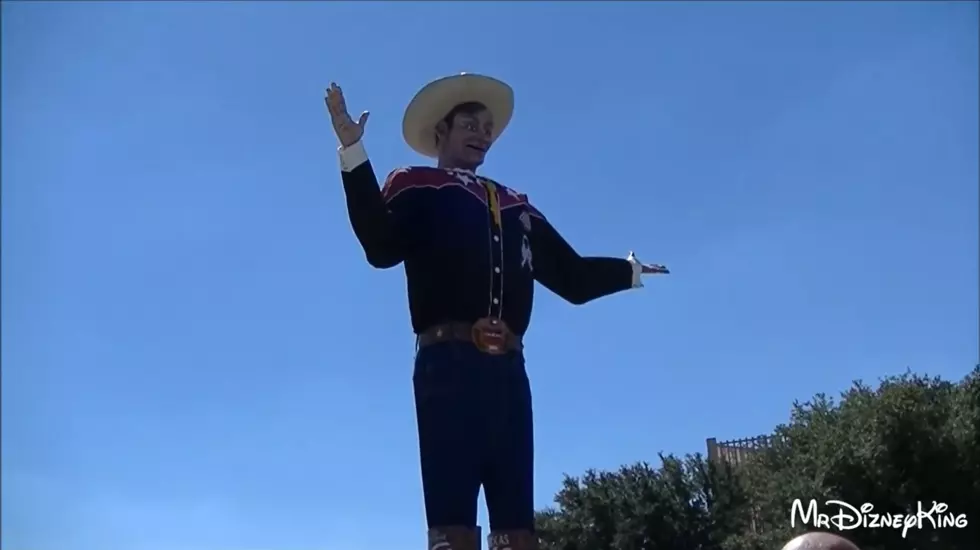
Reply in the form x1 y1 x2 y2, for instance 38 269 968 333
791 499 969 538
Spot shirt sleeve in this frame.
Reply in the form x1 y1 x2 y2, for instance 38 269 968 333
528 205 635 305
338 140 412 269
628 255 644 288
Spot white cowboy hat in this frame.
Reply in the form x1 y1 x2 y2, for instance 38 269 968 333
402 73 515 158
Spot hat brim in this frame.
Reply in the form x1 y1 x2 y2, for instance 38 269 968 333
402 73 514 159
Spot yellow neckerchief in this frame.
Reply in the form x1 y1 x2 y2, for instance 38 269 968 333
482 179 502 228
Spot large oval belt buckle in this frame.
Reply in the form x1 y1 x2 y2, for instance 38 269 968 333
472 317 509 355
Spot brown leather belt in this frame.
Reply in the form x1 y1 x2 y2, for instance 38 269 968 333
418 318 523 355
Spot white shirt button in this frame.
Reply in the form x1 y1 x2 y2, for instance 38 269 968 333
494 267 500 273
492 298 499 304
493 235 500 242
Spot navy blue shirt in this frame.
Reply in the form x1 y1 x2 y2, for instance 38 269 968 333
342 158 633 336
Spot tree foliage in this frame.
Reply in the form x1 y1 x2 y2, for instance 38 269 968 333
536 367 979 550
536 456 751 550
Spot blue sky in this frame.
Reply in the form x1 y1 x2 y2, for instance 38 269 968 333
2 2 977 549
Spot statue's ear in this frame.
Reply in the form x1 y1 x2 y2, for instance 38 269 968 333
434 120 450 148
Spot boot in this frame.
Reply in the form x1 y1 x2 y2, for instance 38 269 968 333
428 526 481 550
488 530 538 550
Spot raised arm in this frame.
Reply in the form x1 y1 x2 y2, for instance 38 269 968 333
327 82 412 269
529 210 638 305
339 142 412 269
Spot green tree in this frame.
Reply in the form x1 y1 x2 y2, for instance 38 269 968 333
537 367 979 550
741 367 979 550
536 455 753 550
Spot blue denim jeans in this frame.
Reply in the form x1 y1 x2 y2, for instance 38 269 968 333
413 341 535 532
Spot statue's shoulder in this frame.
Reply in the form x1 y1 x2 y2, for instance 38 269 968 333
381 166 444 200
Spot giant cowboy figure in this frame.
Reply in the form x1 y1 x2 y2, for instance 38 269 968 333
326 73 669 550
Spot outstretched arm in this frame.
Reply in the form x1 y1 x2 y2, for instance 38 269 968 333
529 213 638 305
339 141 411 269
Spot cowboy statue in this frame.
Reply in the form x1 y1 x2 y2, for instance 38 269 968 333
325 73 669 550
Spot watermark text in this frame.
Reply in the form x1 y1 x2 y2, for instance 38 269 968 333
791 499 968 539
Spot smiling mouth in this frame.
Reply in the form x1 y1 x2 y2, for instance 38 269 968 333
466 144 488 153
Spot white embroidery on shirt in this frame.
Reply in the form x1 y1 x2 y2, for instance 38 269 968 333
446 168 477 187
521 234 533 272
519 211 531 232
